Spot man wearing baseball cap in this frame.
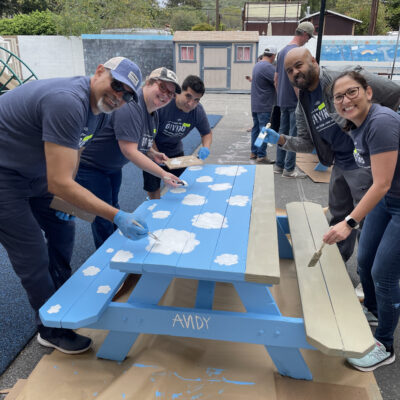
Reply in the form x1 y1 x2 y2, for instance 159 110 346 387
273 21 315 178
249 45 277 163
0 56 149 355
76 67 183 248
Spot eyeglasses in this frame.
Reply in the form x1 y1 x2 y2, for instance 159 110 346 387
333 86 360 104
156 80 175 99
110 79 136 103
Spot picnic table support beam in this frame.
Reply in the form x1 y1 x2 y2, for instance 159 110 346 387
97 273 173 361
195 280 216 309
276 215 293 259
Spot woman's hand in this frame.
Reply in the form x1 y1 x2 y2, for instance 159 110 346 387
323 220 353 245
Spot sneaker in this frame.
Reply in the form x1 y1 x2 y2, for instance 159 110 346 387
355 282 364 302
249 153 257 160
362 305 378 327
347 340 395 372
37 325 92 354
282 168 307 179
256 157 275 164
273 165 284 174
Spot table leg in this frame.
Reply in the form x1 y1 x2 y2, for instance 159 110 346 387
233 282 312 380
195 280 215 309
96 273 173 361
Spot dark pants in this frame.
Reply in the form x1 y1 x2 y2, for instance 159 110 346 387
0 168 74 321
328 165 372 262
276 107 297 172
75 164 122 249
358 196 400 349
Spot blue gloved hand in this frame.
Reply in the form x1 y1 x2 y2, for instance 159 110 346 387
113 210 149 241
55 211 76 221
261 127 280 144
197 147 210 160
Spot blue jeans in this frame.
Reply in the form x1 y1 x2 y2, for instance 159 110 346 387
75 164 122 249
276 107 297 171
251 112 271 158
358 195 400 349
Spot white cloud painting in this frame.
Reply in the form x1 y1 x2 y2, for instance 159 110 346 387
146 228 200 255
226 195 249 207
182 194 206 206
214 254 239 266
111 250 134 262
192 212 228 229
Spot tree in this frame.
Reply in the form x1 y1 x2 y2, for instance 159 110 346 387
192 22 214 30
334 0 389 35
0 10 57 34
169 8 205 31
386 0 400 30
166 0 201 9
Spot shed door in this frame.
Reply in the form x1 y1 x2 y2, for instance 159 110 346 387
200 44 231 90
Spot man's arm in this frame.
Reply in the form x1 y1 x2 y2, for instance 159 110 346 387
274 72 278 90
201 131 212 149
45 142 118 222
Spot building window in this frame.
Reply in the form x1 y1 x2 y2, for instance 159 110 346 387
179 45 196 63
235 45 252 63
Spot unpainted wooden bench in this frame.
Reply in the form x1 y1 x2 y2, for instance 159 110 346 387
285 201 375 358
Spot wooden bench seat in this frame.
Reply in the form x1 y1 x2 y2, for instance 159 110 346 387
286 201 375 358
39 232 129 329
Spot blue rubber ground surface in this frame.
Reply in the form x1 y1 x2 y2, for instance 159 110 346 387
0 114 222 374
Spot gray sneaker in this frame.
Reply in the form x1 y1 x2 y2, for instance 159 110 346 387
362 305 378 327
282 168 307 179
273 165 284 174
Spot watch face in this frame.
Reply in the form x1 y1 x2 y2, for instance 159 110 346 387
346 217 357 228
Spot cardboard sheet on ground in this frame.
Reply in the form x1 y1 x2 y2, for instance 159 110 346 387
296 153 332 183
164 155 204 170
12 260 381 400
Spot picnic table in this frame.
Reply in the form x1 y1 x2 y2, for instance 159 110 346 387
40 164 374 381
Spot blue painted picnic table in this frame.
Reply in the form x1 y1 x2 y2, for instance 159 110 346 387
40 164 314 380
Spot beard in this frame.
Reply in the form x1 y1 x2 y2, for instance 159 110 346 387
292 65 317 90
97 96 120 114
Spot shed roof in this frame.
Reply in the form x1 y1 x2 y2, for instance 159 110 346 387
300 10 362 24
173 31 259 43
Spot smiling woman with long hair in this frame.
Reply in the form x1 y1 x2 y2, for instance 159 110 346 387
323 70 400 372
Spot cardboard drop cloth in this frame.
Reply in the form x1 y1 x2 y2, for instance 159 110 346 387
13 260 381 400
296 153 332 183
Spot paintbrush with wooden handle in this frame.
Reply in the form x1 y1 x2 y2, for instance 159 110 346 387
307 241 326 268
131 219 160 242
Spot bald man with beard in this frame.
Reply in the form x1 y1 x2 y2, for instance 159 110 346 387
264 47 400 264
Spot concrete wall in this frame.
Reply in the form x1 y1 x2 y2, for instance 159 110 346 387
82 34 174 80
18 36 84 79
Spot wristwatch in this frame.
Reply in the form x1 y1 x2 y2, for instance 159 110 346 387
345 215 359 229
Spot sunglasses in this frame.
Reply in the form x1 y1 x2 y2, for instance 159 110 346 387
110 79 136 103
156 80 175 99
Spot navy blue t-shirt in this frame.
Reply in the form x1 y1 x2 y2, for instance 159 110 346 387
251 60 276 113
307 84 357 170
155 100 210 157
351 104 400 198
80 88 158 171
276 44 298 108
0 76 108 178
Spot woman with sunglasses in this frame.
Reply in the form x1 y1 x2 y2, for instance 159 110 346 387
323 70 400 372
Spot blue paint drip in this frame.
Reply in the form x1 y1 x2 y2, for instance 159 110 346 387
191 394 202 400
172 393 183 399
133 363 160 368
122 394 126 399
218 389 224 394
207 379 221 382
206 368 224 377
173 372 202 382
155 390 163 397
93 393 98 397
222 377 255 386
53 365 58 369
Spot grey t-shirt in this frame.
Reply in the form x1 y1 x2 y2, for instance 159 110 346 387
250 60 276 113
276 44 298 109
80 88 158 171
0 76 106 178
351 104 400 198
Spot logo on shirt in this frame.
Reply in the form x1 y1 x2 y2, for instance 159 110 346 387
78 131 94 148
353 148 370 168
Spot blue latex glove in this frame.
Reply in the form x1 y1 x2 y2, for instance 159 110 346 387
55 211 76 221
197 147 210 160
113 210 149 241
262 127 280 144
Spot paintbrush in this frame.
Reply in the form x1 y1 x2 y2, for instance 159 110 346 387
131 219 160 242
307 241 326 268
164 176 187 186
254 122 273 148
